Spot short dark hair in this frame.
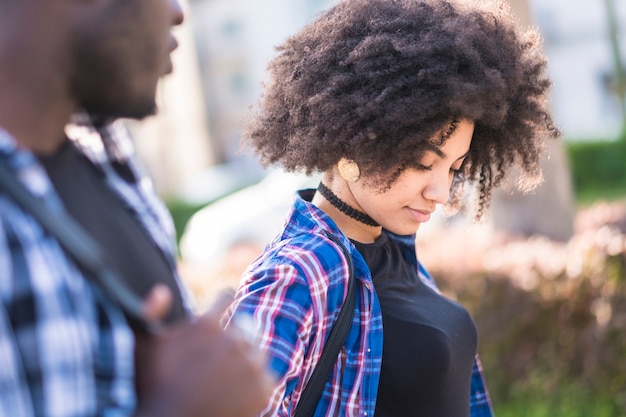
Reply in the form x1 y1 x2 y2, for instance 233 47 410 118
243 0 560 217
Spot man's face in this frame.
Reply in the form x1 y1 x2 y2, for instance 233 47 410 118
70 0 183 120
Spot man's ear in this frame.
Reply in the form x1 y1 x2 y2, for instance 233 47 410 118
0 0 72 50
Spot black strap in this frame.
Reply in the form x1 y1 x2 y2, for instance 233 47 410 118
293 232 357 417
0 159 161 333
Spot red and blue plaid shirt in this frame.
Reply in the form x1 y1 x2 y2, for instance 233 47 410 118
225 190 494 417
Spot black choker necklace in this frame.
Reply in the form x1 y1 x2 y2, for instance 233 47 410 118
317 182 379 227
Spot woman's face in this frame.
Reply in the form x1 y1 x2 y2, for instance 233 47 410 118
352 119 474 236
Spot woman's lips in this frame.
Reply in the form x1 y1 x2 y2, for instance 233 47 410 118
407 207 432 223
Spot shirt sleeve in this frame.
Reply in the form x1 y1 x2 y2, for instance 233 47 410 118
224 251 320 416
469 354 495 417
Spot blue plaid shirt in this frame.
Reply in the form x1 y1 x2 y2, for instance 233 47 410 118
0 116 188 416
225 190 494 417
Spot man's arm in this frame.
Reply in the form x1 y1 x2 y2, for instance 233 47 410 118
134 288 275 417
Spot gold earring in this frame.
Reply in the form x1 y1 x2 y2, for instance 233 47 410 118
337 158 360 183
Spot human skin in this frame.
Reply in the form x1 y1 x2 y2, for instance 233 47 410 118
0 0 182 153
70 0 184 120
313 119 474 243
135 289 274 417
0 0 274 416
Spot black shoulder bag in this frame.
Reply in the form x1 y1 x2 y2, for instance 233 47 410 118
0 159 161 333
293 232 357 417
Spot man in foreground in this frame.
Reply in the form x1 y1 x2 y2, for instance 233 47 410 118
0 0 273 415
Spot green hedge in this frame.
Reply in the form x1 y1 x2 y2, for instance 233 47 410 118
566 138 626 204
165 199 206 247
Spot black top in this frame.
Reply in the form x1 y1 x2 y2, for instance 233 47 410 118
38 140 187 325
352 231 477 417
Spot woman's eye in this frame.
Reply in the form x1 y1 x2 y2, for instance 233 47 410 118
417 163 433 171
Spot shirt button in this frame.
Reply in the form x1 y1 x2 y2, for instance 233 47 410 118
364 412 368 416
367 348 371 353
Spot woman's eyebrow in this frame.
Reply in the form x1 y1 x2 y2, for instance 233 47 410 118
425 143 445 158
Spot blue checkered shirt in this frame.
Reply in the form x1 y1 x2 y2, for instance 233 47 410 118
225 191 494 417
0 116 188 416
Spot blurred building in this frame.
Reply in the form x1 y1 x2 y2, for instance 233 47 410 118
529 0 626 140
132 0 626 200
188 0 339 163
187 0 626 152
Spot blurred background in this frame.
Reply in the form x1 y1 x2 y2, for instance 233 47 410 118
127 0 626 415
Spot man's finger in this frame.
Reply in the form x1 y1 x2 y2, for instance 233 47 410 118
141 284 173 322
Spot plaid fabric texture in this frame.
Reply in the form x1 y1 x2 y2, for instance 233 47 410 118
225 191 494 417
0 116 186 417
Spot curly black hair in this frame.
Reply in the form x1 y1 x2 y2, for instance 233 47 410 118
243 0 560 217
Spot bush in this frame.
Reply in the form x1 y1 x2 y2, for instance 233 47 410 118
566 139 626 204
165 199 206 248
420 201 626 416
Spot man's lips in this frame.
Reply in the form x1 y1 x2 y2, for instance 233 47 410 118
169 37 179 54
164 38 178 74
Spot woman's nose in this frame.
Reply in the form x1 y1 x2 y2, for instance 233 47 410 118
422 171 452 205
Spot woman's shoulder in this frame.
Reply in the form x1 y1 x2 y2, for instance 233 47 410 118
263 230 350 275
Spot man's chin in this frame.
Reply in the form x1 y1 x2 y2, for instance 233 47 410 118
83 100 158 123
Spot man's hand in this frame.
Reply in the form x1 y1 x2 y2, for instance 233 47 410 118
134 286 274 417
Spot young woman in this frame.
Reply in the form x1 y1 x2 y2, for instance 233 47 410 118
223 0 559 416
